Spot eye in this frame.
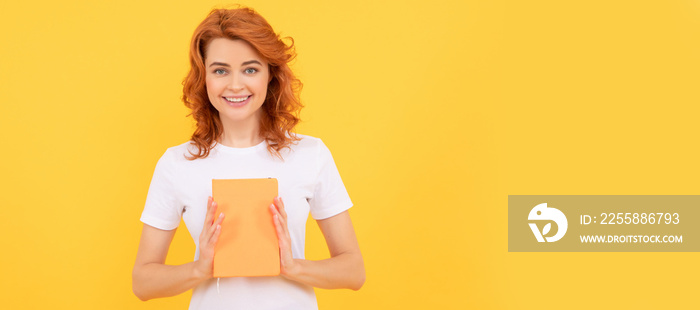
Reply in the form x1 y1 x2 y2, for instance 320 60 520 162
244 68 258 74
214 68 227 75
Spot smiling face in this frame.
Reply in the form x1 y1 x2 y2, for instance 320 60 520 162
205 38 270 130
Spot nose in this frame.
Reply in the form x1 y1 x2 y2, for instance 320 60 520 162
228 73 244 92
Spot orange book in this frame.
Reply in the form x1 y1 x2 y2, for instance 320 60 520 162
212 178 280 277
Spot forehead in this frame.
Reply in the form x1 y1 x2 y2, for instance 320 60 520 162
204 38 266 65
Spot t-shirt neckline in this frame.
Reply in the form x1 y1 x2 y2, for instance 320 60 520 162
214 139 267 154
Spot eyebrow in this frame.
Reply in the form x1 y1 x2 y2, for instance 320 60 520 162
242 60 262 66
209 62 230 67
208 60 263 67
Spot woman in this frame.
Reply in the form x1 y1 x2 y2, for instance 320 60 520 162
132 7 365 309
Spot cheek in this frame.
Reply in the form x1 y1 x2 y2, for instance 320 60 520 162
255 76 270 93
205 78 221 98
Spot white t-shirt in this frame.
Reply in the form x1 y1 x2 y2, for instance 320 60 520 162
140 135 353 310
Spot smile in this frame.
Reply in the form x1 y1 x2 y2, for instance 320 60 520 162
224 96 250 103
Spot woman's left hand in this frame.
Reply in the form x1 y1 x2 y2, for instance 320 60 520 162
270 197 300 278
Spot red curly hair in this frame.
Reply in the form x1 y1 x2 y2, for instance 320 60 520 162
182 7 302 159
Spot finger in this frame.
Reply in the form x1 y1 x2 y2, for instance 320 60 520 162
272 205 292 244
209 213 225 241
215 211 225 225
271 203 286 226
210 224 222 245
273 214 286 240
275 197 288 219
204 201 218 238
279 212 289 235
200 199 213 238
271 214 293 262
209 201 219 225
269 204 279 224
204 197 215 225
273 198 289 234
273 201 290 234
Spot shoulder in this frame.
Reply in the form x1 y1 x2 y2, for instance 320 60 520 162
292 134 323 149
157 141 199 164
283 134 342 169
286 134 331 156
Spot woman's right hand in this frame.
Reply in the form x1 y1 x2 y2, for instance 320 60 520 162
132 197 225 300
194 196 224 279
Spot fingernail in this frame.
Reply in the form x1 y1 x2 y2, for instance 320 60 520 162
219 213 224 218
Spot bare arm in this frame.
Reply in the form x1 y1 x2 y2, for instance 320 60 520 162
271 198 365 290
132 198 224 301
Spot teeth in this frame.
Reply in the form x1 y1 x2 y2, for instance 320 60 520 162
225 96 248 103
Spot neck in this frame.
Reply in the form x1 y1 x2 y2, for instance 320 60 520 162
217 114 264 148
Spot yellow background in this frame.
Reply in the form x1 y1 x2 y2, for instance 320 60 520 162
1 0 698 309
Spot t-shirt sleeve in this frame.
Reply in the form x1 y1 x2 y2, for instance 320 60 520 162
140 149 183 230
309 140 353 220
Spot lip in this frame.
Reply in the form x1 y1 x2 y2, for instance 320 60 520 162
223 95 251 108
